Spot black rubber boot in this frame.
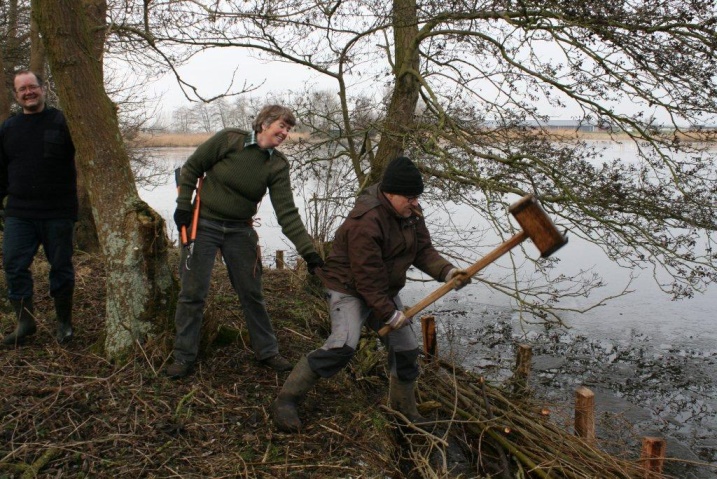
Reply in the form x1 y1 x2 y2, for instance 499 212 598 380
54 291 74 344
389 375 426 423
2 297 37 346
271 356 320 432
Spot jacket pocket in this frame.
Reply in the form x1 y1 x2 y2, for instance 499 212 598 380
43 130 68 159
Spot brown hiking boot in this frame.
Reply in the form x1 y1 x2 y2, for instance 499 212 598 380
165 360 194 379
260 354 293 372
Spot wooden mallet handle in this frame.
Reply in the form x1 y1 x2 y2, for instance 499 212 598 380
378 231 527 336
378 194 567 337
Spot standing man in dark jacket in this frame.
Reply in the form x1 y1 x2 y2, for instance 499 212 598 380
272 156 470 432
0 70 78 346
166 104 324 379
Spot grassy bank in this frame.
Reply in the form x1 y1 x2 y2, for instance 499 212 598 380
0 251 399 477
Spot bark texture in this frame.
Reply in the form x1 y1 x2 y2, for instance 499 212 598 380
0 50 10 123
370 0 421 186
29 13 45 77
33 0 176 359
0 0 21 121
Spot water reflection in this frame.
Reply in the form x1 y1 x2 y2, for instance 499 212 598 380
425 304 717 478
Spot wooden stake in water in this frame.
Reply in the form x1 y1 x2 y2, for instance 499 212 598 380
575 386 596 442
640 437 666 478
421 315 437 359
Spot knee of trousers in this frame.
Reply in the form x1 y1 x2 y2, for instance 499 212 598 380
393 348 420 382
307 345 355 378
51 282 74 298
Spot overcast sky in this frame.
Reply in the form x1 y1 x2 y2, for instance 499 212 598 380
138 44 692 127
145 48 338 117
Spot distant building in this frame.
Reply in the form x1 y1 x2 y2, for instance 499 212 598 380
480 118 598 132
524 119 597 132
689 124 717 131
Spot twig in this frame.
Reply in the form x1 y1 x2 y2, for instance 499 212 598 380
284 327 312 341
135 338 157 375
480 376 512 479
379 405 449 447
21 447 59 479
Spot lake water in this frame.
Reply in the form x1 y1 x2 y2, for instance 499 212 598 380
138 145 717 478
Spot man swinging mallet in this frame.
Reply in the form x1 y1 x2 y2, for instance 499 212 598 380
272 156 470 432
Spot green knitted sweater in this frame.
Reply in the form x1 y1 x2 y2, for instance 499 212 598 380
176 128 315 257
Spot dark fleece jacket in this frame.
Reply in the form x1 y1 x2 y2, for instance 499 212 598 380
0 107 78 220
317 184 453 323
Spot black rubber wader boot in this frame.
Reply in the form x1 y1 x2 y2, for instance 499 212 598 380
2 297 37 346
271 356 320 432
54 290 74 344
389 375 427 423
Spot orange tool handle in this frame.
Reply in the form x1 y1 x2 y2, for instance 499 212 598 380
180 225 188 246
175 168 204 245
189 177 203 242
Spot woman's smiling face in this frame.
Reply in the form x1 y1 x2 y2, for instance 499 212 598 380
257 118 292 149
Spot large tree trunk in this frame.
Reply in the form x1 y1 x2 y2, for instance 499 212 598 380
29 13 45 77
72 0 105 254
33 0 177 359
370 0 421 185
0 0 21 121
0 51 10 122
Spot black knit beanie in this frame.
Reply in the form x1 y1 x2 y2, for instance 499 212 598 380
380 157 424 196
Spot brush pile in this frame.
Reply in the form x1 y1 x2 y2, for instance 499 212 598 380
385 358 658 478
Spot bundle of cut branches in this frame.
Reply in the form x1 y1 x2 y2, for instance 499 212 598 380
383 358 666 479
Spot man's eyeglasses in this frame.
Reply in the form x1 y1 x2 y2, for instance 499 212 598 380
16 84 42 94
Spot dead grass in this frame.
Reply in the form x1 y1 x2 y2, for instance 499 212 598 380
129 131 313 148
0 251 399 478
129 132 214 148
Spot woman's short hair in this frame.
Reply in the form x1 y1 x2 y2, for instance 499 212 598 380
252 105 296 133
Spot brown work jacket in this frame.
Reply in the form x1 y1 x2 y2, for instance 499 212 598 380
317 184 453 324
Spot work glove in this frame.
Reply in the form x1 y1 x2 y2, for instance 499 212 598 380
446 267 472 290
173 208 192 231
385 310 412 330
303 252 324 275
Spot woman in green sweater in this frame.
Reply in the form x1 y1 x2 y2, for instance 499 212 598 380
166 105 323 379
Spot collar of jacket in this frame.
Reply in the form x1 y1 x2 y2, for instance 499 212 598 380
349 184 421 224
244 130 274 156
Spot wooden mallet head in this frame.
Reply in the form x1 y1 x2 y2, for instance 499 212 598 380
509 194 568 258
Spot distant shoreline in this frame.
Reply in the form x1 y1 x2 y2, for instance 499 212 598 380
128 131 314 148
129 132 213 148
129 130 715 149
